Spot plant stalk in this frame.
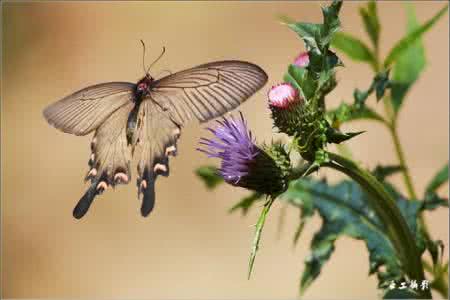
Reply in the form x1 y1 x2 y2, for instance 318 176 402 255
375 48 417 199
325 152 431 299
389 121 418 200
375 58 417 201
388 120 434 265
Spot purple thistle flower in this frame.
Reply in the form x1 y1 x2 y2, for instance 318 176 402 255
198 112 260 185
198 113 291 195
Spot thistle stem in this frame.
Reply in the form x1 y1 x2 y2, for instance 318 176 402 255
324 152 431 299
388 121 433 253
389 121 418 200
375 59 417 201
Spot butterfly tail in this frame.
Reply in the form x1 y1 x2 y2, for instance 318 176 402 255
140 179 155 217
73 179 103 219
133 100 179 217
137 168 157 217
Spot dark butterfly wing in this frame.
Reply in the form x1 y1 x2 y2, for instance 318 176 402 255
132 100 180 216
43 82 135 136
73 101 134 219
150 60 268 124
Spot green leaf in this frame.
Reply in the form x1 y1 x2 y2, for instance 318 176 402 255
317 69 337 96
282 178 424 293
391 4 427 114
393 4 425 84
425 239 444 268
195 166 223 189
354 70 391 106
384 4 448 67
283 69 303 92
425 162 448 195
331 32 376 68
293 217 306 247
421 163 449 214
283 0 343 102
325 49 344 68
372 165 404 182
286 0 342 54
359 1 380 49
286 22 322 53
327 102 386 126
228 192 263 215
354 88 371 106
320 0 343 47
374 70 391 100
422 193 448 211
287 22 321 40
283 64 317 100
248 197 274 279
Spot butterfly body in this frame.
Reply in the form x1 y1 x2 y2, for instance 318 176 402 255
126 74 154 143
43 60 268 219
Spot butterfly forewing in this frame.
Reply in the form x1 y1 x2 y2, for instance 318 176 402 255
43 82 135 136
150 61 268 124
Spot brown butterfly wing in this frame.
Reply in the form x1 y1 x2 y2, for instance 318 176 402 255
150 60 268 124
43 82 134 136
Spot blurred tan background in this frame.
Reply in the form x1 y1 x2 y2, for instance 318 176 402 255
2 1 448 299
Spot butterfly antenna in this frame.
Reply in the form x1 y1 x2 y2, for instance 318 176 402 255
140 39 148 75
146 46 165 74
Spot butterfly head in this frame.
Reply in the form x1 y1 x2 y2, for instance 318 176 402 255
136 74 154 98
138 40 166 97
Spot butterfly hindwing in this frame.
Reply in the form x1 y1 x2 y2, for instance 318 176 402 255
73 101 135 219
43 82 135 136
150 60 268 124
132 100 180 217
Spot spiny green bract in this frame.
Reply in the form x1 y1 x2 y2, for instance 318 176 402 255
259 142 292 195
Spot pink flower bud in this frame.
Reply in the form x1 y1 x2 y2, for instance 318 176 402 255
294 52 309 67
268 83 301 109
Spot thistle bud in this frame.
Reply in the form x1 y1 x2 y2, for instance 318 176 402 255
268 83 304 136
268 83 300 109
294 52 310 67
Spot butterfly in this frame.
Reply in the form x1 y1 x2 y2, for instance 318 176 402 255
43 42 268 219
